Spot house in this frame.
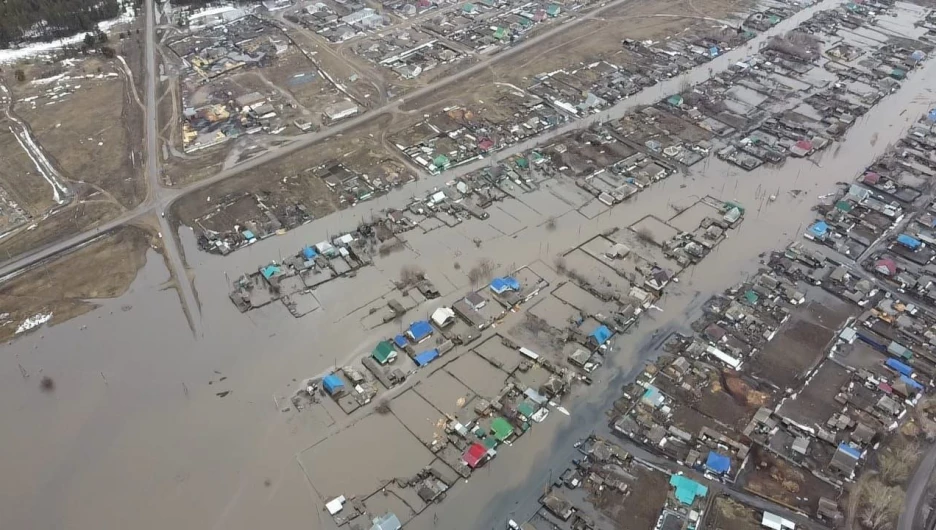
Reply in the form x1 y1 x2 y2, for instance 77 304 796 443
323 374 345 396
669 475 708 505
370 512 402 530
546 3 561 17
465 291 487 310
875 258 897 276
829 443 861 477
372 340 398 364
463 442 488 468
431 307 456 327
589 325 612 348
453 298 488 329
897 234 922 251
491 417 515 442
407 320 434 343
705 451 731 476
490 276 521 295
568 348 592 368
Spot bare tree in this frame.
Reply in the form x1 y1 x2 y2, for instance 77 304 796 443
860 479 904 530
545 216 557 231
400 265 424 285
636 227 656 244
879 441 921 484
40 376 55 392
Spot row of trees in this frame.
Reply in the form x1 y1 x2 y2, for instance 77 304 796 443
0 0 123 48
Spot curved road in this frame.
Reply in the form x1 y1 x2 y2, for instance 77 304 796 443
897 445 936 530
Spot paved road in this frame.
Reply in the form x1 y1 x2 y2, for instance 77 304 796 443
144 0 203 336
897 444 936 530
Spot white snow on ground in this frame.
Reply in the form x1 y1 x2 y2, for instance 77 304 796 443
0 4 135 65
16 312 52 334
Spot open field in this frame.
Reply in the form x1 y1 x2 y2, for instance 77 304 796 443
0 225 153 342
298 412 435 498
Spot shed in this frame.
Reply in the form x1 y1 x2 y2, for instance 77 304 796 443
323 375 345 396
302 246 318 260
762 512 795 530
372 341 397 364
886 357 913 376
370 512 402 530
414 349 439 367
393 334 408 348
899 375 923 393
897 234 922 250
705 451 731 475
407 320 433 342
490 276 521 294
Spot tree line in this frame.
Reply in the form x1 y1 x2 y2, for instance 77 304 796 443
0 0 122 48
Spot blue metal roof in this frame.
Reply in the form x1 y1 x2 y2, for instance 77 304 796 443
900 374 924 391
886 358 913 376
323 374 344 395
808 221 828 238
408 320 433 341
590 325 612 345
490 276 521 294
414 349 440 367
897 234 921 249
705 451 731 474
393 334 408 348
838 443 861 460
302 246 318 260
243 230 256 240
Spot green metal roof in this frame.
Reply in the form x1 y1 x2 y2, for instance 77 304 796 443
491 417 514 441
372 341 395 363
546 4 560 15
667 94 683 107
835 200 853 213
744 290 759 304
482 436 498 449
515 157 529 169
493 27 507 39
463 2 475 12
434 154 450 168
517 402 536 419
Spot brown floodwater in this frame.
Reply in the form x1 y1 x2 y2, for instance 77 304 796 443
3 3 936 528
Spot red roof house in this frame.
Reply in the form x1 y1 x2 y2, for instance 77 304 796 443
463 443 488 468
863 172 881 185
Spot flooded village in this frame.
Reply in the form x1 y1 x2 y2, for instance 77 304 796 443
6 0 936 529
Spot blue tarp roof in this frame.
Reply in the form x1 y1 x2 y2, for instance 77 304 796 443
641 385 664 408
900 374 924 391
838 443 861 460
408 320 433 341
393 334 408 348
897 234 921 249
490 276 521 294
243 230 256 240
590 325 612 345
705 451 731 474
886 358 913 376
929 108 936 122
808 221 828 238
323 374 344 395
302 246 318 260
414 349 440 367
